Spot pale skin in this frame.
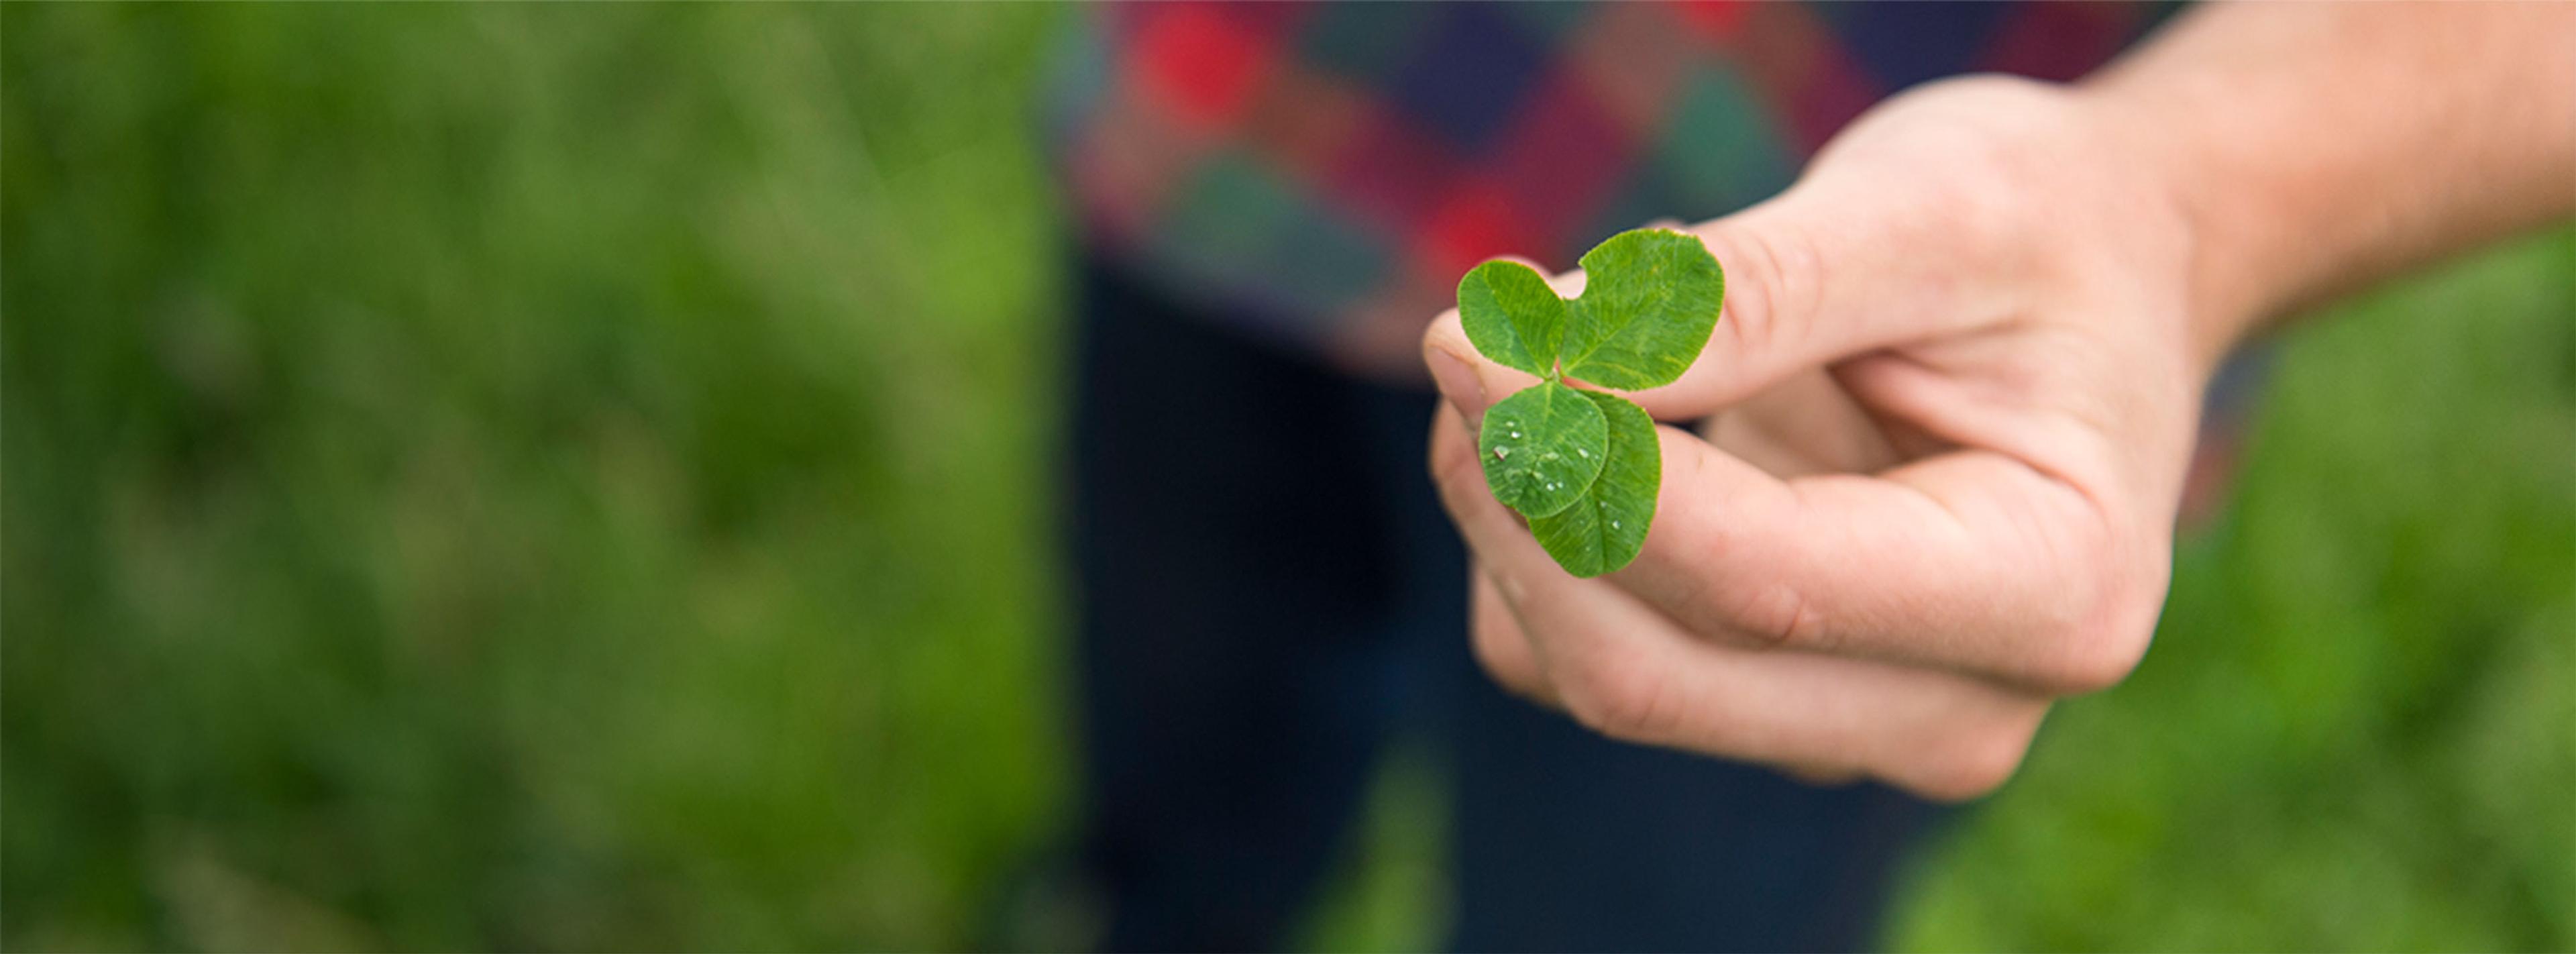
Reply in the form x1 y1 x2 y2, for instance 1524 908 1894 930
1421 2 2576 800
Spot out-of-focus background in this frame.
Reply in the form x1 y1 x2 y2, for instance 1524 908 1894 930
4 5 2569 951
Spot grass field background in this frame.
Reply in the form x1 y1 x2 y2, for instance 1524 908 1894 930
6 5 2569 951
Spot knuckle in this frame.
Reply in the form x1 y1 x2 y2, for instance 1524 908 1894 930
2035 533 2169 694
1906 718 2040 802
1724 577 1815 650
2053 617 2152 695
1469 617 1537 696
1556 652 1678 744
1704 222 1823 365
1750 574 1818 647
1427 424 1482 502
1668 480 1819 649
1468 626 1513 683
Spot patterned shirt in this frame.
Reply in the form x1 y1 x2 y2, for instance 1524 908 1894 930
1047 1 2165 377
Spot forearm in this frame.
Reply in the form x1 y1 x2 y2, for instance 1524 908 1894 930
2079 1 2576 366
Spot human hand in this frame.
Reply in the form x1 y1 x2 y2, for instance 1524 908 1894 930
1421 76 2230 800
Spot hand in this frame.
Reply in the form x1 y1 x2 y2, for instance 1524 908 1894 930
1421 76 2222 800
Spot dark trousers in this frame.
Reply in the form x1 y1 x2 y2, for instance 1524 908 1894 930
1067 260 1945 953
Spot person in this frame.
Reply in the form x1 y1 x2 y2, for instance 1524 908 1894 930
1042 3 2576 951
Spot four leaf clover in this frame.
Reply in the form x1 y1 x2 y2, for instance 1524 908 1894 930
1455 228 1726 576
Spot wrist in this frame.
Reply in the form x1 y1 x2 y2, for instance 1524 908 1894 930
2066 78 2277 377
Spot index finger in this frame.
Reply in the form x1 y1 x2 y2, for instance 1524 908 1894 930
1611 425 2161 695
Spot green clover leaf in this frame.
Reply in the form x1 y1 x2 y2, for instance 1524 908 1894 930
1529 389 1658 577
1456 227 1723 576
1560 229 1726 391
1478 380 1609 519
1457 259 1567 377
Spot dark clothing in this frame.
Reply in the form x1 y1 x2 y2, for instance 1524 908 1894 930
1067 259 1945 952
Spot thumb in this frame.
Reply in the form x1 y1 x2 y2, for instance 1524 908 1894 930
1424 331 1542 431
1428 189 1985 421
1636 190 2004 419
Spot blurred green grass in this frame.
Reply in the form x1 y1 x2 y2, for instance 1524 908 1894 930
3 5 2568 951
5 5 1070 949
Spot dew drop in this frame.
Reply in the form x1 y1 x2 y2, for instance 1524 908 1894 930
1510 431 1523 439
1611 521 1621 529
1493 447 1510 460
1577 449 1589 458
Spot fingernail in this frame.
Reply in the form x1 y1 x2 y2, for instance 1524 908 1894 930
1425 344 1487 426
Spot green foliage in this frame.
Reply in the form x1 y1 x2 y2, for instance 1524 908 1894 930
3 5 1068 949
1477 381 1609 518
1559 229 1728 391
1454 228 1723 576
1530 390 1660 578
1458 260 1567 377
